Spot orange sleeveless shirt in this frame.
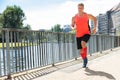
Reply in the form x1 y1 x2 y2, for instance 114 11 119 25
74 13 90 37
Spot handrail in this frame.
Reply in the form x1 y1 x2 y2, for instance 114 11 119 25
0 28 120 79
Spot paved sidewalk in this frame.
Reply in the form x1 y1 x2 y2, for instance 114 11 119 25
33 49 120 80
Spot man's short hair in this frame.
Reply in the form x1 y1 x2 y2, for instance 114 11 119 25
78 3 84 7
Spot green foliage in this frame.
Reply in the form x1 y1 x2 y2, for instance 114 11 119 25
51 24 63 32
23 24 31 30
69 29 76 33
0 5 25 29
0 13 2 28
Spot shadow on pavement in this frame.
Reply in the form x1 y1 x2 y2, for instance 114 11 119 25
85 68 116 80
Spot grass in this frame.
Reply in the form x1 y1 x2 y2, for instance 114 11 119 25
0 42 35 48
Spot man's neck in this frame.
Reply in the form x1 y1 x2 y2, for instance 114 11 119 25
78 12 84 16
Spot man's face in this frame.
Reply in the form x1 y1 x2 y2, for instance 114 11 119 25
78 5 84 13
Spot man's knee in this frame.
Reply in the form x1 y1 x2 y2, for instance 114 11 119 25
81 41 86 48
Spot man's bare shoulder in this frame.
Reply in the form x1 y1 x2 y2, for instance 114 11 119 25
83 12 87 14
87 14 95 19
72 14 78 19
87 13 93 16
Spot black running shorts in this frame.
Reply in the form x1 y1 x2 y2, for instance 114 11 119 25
76 34 91 49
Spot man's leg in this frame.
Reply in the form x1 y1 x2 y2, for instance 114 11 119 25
79 34 90 68
81 41 87 58
81 41 88 68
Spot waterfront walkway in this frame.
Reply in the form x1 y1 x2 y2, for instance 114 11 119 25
32 48 120 80
1 48 120 80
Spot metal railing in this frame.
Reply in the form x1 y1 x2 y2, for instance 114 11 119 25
0 28 120 78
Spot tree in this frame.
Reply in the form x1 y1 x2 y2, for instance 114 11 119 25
23 24 31 30
0 13 2 28
51 24 63 32
0 5 25 29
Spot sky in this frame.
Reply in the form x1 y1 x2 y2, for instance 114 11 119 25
0 0 120 30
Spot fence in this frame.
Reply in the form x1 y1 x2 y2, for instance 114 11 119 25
0 28 120 78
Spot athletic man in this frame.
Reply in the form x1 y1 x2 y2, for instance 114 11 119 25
71 3 97 68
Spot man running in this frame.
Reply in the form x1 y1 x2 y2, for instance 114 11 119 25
71 3 97 68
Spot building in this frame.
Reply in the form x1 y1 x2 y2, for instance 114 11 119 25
97 3 120 35
111 3 120 35
97 14 108 34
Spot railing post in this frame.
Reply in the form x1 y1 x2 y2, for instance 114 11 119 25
75 57 77 60
74 35 78 60
0 40 1 76
118 36 119 47
89 35 92 56
110 36 113 51
6 30 11 79
99 35 102 53
119 36 120 47
51 33 55 67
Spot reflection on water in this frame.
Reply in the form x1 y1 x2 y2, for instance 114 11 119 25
0 43 76 76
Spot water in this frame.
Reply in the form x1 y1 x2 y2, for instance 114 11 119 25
0 42 77 76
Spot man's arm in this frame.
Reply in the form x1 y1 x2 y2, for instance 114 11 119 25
71 17 75 28
88 14 97 34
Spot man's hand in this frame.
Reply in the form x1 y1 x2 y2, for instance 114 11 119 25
71 17 75 27
92 27 96 34
71 26 76 30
